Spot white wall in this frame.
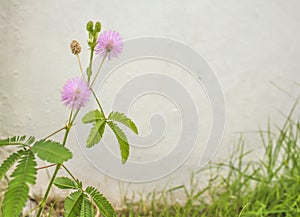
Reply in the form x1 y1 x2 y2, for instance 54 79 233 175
1 0 300 204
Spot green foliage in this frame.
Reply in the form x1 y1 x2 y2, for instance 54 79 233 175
86 186 116 217
31 139 72 164
80 194 94 217
0 150 24 180
82 109 138 164
54 177 78 190
0 135 35 147
62 184 115 217
65 190 84 217
82 110 105 124
107 122 129 164
86 119 106 148
2 150 37 217
108 112 138 134
117 104 300 217
82 109 107 147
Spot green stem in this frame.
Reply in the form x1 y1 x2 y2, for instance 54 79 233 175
87 48 94 83
37 163 56 170
62 165 77 183
90 52 107 88
91 89 106 118
43 126 66 140
36 109 79 217
76 54 83 75
70 109 80 125
36 165 60 216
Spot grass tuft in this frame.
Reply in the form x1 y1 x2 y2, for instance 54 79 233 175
117 101 300 217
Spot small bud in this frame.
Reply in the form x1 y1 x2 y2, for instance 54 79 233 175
86 21 93 32
70 40 81 55
95 22 101 32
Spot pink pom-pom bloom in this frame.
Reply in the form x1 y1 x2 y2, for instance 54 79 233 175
95 30 123 59
61 77 91 109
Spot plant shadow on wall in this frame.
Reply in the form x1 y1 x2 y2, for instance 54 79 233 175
0 21 138 217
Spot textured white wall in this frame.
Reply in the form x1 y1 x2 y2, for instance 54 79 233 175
1 0 300 204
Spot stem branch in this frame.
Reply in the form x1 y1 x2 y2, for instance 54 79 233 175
43 126 66 140
90 52 107 87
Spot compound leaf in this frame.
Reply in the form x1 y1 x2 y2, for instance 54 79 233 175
80 193 94 217
2 150 37 217
0 150 25 181
31 140 72 164
108 112 138 134
0 135 35 147
54 177 78 190
107 122 129 164
85 186 116 217
86 120 106 148
82 110 104 124
65 190 84 217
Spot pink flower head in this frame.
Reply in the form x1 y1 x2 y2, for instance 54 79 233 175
95 30 123 60
61 77 91 109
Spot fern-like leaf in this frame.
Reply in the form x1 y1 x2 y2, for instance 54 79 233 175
2 150 37 217
82 109 105 124
85 186 116 217
86 120 106 148
54 177 78 190
0 150 24 181
0 135 35 147
108 122 129 164
80 193 94 217
64 190 84 217
108 112 138 134
31 139 72 164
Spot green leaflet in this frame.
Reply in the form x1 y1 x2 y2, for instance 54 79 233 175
108 111 138 134
0 135 35 147
2 150 37 217
108 122 129 164
65 190 84 217
80 193 94 217
82 109 105 124
54 177 78 190
86 119 106 148
85 186 116 217
31 139 73 164
0 150 24 181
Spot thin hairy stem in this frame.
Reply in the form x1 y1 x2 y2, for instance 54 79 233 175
87 48 94 83
76 54 83 75
36 109 79 217
37 164 56 170
62 165 77 183
90 52 107 87
43 126 66 140
91 89 106 118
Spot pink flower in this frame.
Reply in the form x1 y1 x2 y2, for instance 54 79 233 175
61 77 91 109
95 30 123 59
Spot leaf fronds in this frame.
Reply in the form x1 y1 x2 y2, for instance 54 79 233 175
85 186 116 217
0 135 35 147
65 190 84 217
86 120 106 148
54 177 78 190
2 150 37 217
108 112 138 134
31 139 72 164
107 122 129 164
0 150 24 181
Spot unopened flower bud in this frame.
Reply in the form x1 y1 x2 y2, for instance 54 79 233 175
95 22 101 32
86 21 93 32
70 40 81 55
